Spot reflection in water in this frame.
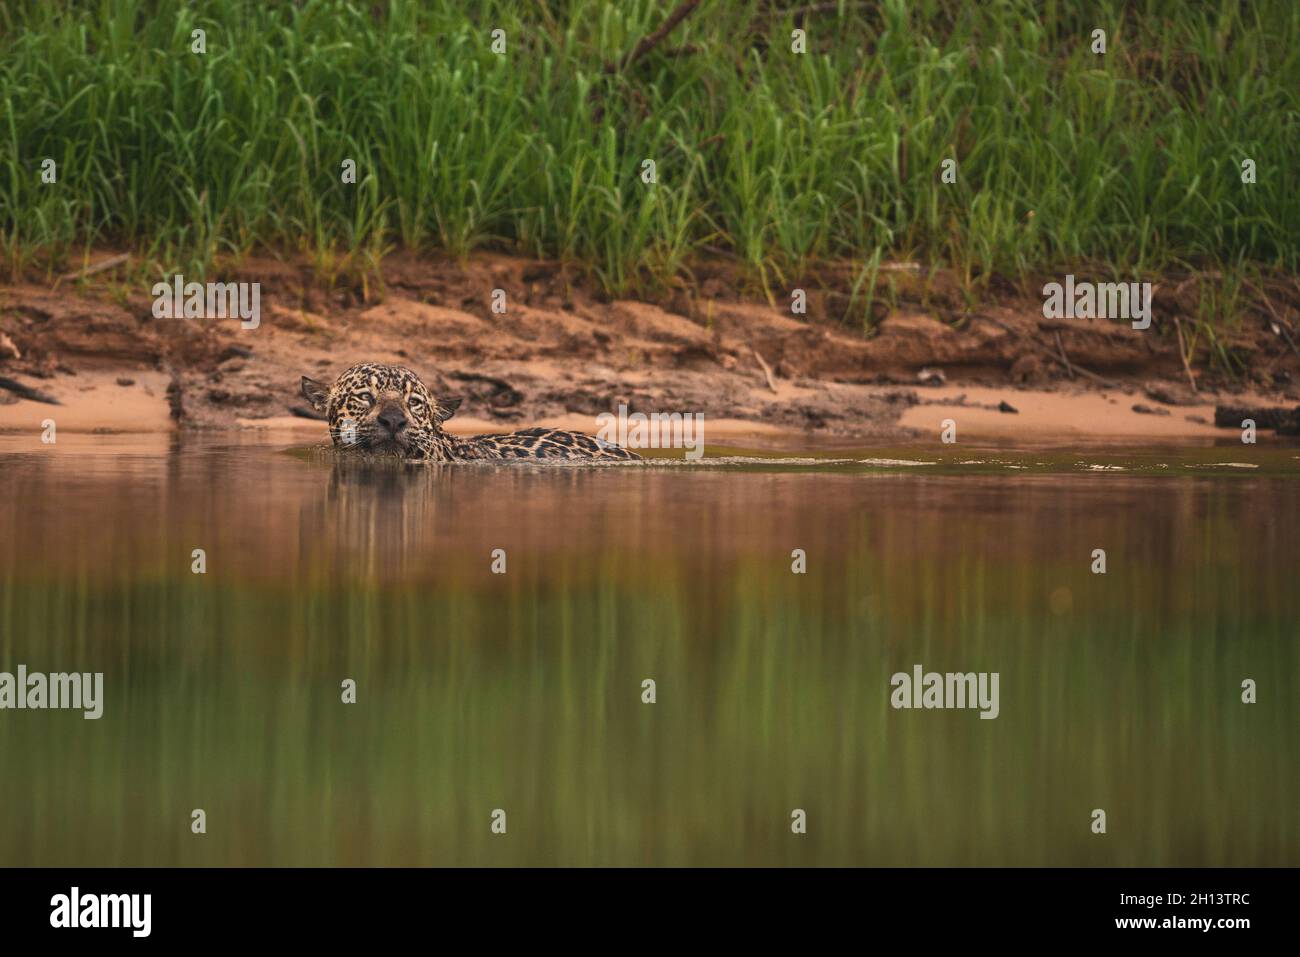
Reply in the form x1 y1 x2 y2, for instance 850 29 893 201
0 437 1296 865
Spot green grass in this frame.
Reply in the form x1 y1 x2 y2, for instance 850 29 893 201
0 0 1296 296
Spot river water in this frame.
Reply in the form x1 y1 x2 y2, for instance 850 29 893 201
0 434 1295 865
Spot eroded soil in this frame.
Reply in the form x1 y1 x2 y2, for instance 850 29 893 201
2 252 1298 443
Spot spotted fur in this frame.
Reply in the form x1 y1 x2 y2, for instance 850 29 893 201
300 363 640 462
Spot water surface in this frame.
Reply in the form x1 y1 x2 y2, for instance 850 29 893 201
0 434 1296 865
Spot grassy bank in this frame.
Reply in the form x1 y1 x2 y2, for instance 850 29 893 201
1 0 1297 297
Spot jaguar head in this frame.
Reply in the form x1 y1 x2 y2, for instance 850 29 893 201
301 363 461 458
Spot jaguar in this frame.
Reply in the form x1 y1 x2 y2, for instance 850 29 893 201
300 362 641 462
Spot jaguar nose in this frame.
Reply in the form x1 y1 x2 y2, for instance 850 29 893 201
377 408 408 436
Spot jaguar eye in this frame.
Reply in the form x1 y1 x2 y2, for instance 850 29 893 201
357 392 374 407
408 397 425 414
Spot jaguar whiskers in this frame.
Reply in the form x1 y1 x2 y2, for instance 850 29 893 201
301 363 641 463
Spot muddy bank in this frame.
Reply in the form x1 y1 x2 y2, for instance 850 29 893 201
1 252 1297 444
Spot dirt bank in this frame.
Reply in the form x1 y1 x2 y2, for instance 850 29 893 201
1 252 1297 444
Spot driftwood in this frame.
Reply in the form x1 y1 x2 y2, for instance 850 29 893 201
975 313 1118 387
609 1 702 73
789 1 875 18
53 253 129 289
1171 316 1199 395
1052 330 1074 379
749 345 779 394
446 370 524 408
0 375 61 405
1214 404 1300 434
593 1 701 122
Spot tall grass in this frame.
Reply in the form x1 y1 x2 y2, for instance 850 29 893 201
0 0 1296 294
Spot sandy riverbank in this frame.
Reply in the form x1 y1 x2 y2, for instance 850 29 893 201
2 252 1297 446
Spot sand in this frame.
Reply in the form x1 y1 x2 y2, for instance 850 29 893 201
2 251 1296 445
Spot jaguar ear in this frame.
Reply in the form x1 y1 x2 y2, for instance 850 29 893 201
301 376 331 412
435 396 462 423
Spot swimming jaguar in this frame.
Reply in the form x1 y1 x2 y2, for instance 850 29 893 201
300 362 640 462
